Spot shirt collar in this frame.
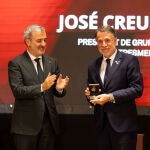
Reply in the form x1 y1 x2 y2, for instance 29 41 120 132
103 49 117 62
27 50 42 61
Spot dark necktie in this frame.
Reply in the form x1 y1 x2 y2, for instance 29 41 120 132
104 59 111 86
34 58 49 115
34 58 44 83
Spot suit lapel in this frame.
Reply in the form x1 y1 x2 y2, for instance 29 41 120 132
104 50 122 87
42 55 52 79
23 51 39 82
96 57 104 87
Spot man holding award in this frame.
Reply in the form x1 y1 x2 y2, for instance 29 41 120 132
85 25 143 150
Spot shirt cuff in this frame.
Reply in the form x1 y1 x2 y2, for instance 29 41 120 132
57 89 63 94
41 84 44 92
108 93 115 103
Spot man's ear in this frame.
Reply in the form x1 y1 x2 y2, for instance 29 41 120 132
115 38 118 46
25 39 31 47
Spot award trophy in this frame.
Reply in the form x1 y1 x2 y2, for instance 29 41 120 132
88 84 100 100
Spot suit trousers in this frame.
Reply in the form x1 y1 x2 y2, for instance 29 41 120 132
13 113 56 150
97 113 137 150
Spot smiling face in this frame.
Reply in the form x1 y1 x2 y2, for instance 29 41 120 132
96 31 117 58
25 30 47 57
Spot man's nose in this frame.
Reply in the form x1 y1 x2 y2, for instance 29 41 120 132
102 41 107 47
41 40 46 46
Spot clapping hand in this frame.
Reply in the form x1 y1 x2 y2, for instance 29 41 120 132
42 73 57 91
56 74 69 92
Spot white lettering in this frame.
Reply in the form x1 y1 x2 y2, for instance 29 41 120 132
56 13 149 32
56 15 64 33
132 39 150 46
119 49 150 56
103 15 149 30
103 15 114 26
137 16 149 30
119 39 131 46
115 16 126 30
79 15 88 29
89 11 98 29
56 11 98 33
126 16 136 30
65 15 78 29
77 38 97 46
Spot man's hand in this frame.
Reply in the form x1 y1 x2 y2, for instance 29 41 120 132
84 88 90 99
56 74 69 91
85 87 101 101
90 94 110 106
42 73 57 91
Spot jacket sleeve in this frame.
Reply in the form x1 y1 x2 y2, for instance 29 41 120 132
112 56 144 103
8 60 41 99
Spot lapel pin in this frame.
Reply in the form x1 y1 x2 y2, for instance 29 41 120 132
115 60 120 64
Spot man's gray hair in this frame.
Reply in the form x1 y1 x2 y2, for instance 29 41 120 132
24 24 45 40
95 25 117 38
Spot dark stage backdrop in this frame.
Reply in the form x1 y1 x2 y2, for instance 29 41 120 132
0 0 150 114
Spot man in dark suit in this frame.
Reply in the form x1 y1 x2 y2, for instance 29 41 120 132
85 25 143 150
8 24 69 150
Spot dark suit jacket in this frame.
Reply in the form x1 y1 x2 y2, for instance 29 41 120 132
87 50 143 133
8 51 66 135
